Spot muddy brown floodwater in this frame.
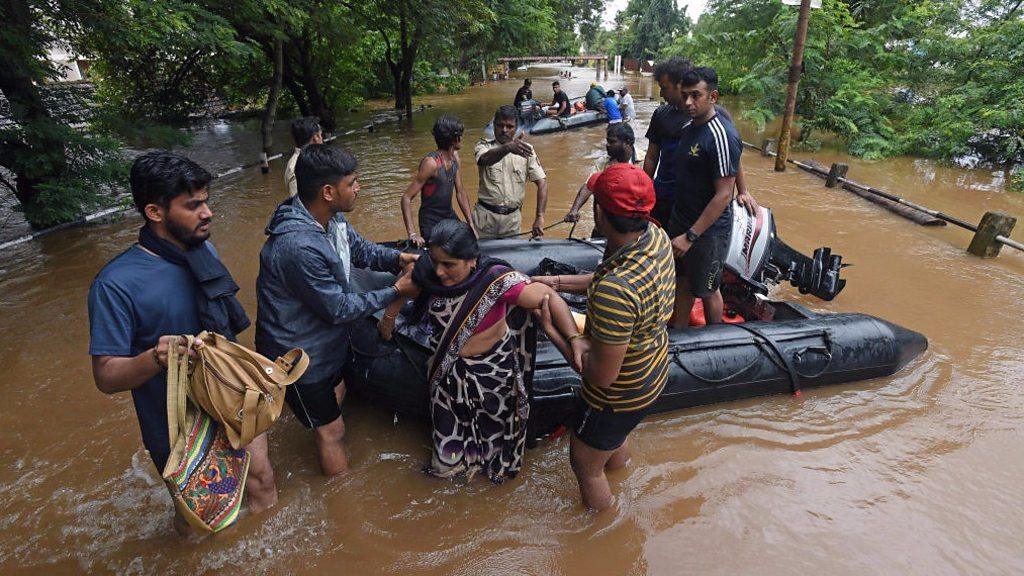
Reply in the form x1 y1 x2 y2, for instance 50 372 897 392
1 67 1023 575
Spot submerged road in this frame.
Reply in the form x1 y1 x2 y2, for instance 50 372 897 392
0 67 1023 575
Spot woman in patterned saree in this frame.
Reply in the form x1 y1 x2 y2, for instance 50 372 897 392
378 219 580 482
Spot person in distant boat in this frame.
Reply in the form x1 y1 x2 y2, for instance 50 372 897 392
88 150 278 535
563 123 636 225
618 87 636 123
284 116 323 198
401 116 477 247
256 144 419 476
544 80 572 118
474 105 549 239
584 83 606 112
514 78 533 107
533 162 674 511
645 57 758 232
603 90 623 124
377 219 580 483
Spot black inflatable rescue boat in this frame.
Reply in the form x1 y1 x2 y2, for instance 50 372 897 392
345 204 927 439
484 98 608 138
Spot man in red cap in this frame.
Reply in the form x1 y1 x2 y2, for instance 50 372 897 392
533 159 675 510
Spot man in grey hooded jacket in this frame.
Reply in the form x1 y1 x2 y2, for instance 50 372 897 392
256 144 418 475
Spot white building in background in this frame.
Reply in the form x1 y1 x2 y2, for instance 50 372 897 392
46 44 90 82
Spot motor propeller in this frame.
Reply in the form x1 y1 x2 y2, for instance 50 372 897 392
764 240 848 301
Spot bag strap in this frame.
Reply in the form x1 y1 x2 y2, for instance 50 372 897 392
240 387 261 443
275 348 309 386
198 330 307 387
166 335 194 442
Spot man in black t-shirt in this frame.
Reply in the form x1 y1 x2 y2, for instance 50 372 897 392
545 81 572 118
644 57 757 228
514 78 533 107
666 67 744 329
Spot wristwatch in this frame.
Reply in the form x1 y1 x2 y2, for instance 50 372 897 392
685 228 700 243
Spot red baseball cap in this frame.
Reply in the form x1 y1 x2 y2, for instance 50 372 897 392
587 163 658 224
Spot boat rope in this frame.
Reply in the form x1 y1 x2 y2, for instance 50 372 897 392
729 323 804 396
567 236 605 252
671 345 764 384
495 220 567 240
391 333 428 378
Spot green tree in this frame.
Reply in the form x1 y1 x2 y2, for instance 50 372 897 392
614 0 690 61
0 0 126 229
340 0 492 116
666 0 1024 172
896 0 1024 171
82 0 256 124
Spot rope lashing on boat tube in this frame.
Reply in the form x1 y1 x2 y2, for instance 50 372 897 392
790 331 835 380
729 323 830 397
350 322 428 379
671 344 764 384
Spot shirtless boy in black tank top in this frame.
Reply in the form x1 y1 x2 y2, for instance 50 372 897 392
401 116 479 245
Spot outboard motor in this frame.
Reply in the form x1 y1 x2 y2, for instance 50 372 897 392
724 201 847 302
724 201 774 292
518 99 541 131
518 99 541 119
484 100 540 139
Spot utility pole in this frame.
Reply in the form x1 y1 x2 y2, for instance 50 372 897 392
775 0 813 172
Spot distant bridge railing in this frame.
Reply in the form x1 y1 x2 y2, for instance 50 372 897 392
497 55 607 62
496 55 610 79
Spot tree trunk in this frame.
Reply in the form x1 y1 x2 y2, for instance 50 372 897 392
391 0 416 118
390 63 404 111
294 38 335 131
283 66 310 116
261 38 284 156
282 35 334 130
403 69 413 117
386 53 413 115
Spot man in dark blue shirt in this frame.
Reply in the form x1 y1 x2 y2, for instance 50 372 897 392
666 67 744 328
88 151 277 534
644 57 757 230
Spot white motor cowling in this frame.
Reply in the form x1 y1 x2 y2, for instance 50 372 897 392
724 201 775 289
723 200 846 301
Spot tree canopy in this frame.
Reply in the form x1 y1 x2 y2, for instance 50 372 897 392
3 0 1021 229
0 0 603 228
667 0 1024 175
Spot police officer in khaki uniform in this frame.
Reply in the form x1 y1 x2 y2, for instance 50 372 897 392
473 105 548 239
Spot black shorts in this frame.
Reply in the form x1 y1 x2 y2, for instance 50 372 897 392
284 368 345 429
676 233 729 298
651 196 673 230
570 396 646 451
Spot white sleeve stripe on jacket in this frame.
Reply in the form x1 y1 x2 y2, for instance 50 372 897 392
709 117 730 177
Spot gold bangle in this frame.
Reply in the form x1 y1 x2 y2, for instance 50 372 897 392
568 333 586 342
383 312 397 320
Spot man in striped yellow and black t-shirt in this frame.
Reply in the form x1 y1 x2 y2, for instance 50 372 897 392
582 224 674 412
534 130 674 509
